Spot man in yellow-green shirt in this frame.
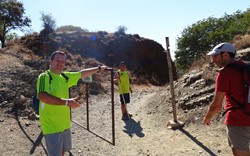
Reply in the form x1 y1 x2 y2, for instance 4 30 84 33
114 61 132 120
36 51 107 156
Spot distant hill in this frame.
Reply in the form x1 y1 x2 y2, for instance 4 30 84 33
16 30 176 85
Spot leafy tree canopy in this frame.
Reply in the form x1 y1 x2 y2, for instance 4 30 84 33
0 0 31 47
115 25 128 36
175 8 250 71
40 12 56 35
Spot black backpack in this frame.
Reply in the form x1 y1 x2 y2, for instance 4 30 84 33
32 71 69 114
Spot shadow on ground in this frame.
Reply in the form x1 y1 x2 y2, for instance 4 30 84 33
179 128 217 156
123 118 145 138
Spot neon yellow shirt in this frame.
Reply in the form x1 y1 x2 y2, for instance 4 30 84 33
36 70 81 135
118 70 130 94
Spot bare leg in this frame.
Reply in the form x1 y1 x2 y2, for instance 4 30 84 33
121 104 127 114
232 148 250 156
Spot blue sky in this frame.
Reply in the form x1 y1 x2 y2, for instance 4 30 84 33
18 0 250 58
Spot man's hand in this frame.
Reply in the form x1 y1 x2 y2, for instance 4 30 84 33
68 97 81 108
99 65 108 71
203 117 211 125
203 91 224 126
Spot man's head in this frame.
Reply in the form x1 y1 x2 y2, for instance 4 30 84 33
207 42 236 68
119 61 126 71
50 51 67 74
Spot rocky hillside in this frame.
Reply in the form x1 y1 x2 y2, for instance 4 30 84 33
16 31 175 85
0 31 174 119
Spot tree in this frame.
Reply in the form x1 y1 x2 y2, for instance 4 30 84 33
0 0 31 47
40 12 56 35
115 25 127 36
5 32 18 44
175 9 250 71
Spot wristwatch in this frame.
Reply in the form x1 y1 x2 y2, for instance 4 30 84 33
65 100 69 106
98 65 101 71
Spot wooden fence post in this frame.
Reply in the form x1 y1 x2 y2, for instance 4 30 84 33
165 37 184 130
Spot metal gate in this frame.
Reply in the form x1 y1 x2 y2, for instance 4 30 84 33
71 68 115 145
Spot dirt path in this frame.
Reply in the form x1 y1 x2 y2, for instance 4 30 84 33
0 85 232 156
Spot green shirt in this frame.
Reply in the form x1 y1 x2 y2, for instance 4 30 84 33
36 70 81 135
118 70 130 94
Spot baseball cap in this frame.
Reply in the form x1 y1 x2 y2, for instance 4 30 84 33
207 42 236 56
120 61 125 65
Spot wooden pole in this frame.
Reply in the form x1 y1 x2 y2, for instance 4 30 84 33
165 37 184 129
165 37 177 122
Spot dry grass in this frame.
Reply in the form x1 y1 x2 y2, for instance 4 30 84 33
188 54 217 82
188 33 250 82
233 34 250 49
189 54 211 71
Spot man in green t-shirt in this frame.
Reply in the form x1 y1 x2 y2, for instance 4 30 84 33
114 61 132 120
36 51 107 156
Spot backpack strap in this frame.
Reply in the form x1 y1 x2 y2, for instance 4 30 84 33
45 70 69 83
117 70 122 83
61 72 69 83
45 70 52 84
222 94 244 116
224 62 245 72
244 63 250 84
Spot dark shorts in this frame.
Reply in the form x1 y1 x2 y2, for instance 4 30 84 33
120 93 130 105
44 129 72 156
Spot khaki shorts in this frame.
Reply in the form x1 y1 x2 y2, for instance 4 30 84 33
227 125 250 151
44 129 72 156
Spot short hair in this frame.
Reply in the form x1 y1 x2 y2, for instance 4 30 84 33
50 51 66 60
228 52 236 58
220 51 236 58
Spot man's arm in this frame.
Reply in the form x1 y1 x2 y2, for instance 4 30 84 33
203 91 225 125
114 72 119 82
129 75 132 93
38 92 81 108
80 65 107 78
38 92 66 105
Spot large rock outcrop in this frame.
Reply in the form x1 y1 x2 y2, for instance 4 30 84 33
19 31 176 85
